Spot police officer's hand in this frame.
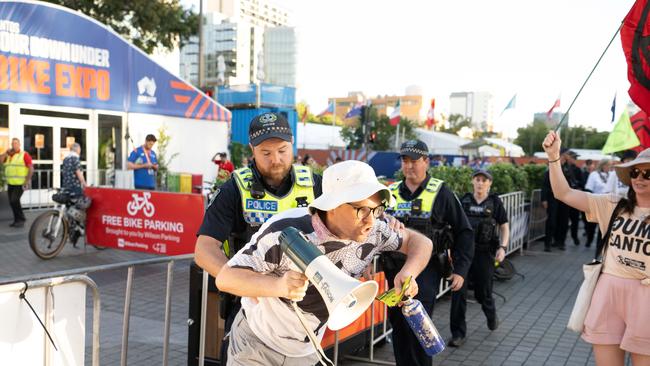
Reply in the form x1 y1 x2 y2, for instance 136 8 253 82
449 274 465 291
278 270 309 301
542 131 562 160
496 247 506 263
384 214 405 234
394 271 418 301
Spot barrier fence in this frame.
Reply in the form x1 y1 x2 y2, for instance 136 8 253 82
0 189 542 365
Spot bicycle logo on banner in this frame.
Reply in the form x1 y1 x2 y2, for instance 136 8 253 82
126 192 155 218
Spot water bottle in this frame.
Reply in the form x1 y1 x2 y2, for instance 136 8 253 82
401 298 445 356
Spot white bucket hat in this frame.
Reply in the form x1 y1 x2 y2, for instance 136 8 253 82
309 160 395 211
615 147 650 186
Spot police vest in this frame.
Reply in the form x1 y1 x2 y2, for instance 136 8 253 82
461 193 498 250
5 151 28 186
387 178 443 220
233 164 315 226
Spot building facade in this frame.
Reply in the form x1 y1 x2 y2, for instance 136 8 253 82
181 0 295 88
449 91 494 130
327 92 422 126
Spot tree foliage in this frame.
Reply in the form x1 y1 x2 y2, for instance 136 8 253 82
340 107 417 151
44 0 198 54
439 114 472 134
296 101 343 126
514 120 610 156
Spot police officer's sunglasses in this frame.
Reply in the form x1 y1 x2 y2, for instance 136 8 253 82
346 203 386 220
630 168 650 180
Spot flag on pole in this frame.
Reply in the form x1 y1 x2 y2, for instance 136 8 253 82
389 100 401 127
318 101 335 117
426 99 436 129
602 109 641 154
610 93 616 123
546 96 560 120
345 103 363 119
631 110 650 153
301 105 308 125
621 0 650 115
500 94 517 116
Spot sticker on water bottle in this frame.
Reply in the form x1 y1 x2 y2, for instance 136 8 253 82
376 276 412 307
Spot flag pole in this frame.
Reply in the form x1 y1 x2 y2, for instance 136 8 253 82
395 122 400 151
555 22 623 132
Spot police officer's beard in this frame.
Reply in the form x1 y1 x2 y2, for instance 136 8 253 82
261 163 292 183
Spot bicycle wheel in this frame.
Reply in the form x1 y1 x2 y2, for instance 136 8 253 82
29 210 69 260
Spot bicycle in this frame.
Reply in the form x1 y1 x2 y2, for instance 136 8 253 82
28 188 101 259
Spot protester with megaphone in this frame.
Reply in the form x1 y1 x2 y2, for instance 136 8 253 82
215 160 433 366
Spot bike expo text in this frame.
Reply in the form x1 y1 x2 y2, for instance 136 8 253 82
101 215 185 233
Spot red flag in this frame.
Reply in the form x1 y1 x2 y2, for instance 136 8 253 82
546 97 560 120
631 110 650 152
426 99 436 128
621 0 650 115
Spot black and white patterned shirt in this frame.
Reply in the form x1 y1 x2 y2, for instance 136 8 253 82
227 207 402 357
61 152 82 196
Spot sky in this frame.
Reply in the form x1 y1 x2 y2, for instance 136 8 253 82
184 0 638 137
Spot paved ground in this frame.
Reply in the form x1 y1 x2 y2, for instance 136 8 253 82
0 212 632 365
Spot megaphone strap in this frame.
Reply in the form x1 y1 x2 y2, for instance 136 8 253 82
291 301 334 366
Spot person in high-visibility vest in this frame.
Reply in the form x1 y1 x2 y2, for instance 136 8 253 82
0 138 34 227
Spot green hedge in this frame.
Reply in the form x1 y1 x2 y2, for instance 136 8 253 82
393 163 546 198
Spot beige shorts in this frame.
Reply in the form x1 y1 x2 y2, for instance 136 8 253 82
227 310 319 366
582 273 650 355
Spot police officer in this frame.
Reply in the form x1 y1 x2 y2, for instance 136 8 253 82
449 169 509 347
194 112 323 363
541 148 579 251
382 140 474 366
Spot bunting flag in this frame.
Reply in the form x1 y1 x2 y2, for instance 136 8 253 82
345 103 363 119
610 93 617 123
389 100 401 127
631 109 650 152
546 96 560 120
602 109 641 154
318 101 335 117
425 99 436 129
621 0 650 115
500 94 517 116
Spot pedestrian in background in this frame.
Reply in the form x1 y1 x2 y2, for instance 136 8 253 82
564 150 584 246
450 169 509 345
607 150 638 197
0 138 33 227
127 134 158 190
61 143 87 197
583 159 612 248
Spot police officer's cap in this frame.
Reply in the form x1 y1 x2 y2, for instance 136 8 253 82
472 169 493 180
399 140 430 160
248 112 293 146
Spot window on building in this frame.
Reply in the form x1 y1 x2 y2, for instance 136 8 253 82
0 104 8 128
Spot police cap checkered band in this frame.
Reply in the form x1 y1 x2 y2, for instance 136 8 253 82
399 139 429 159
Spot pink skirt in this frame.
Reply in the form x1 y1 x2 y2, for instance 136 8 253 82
582 273 650 355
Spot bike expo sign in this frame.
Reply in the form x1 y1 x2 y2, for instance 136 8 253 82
0 1 230 121
85 188 204 255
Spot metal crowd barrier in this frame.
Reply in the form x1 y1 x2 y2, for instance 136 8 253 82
0 275 101 366
527 189 547 243
0 254 194 366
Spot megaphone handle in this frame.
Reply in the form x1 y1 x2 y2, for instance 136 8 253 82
290 301 334 366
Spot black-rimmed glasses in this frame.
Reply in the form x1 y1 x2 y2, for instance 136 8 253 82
346 203 386 220
630 168 650 180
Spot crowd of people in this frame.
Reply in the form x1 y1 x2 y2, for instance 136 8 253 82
3 110 647 365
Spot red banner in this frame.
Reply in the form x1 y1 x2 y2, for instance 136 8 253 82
85 187 204 255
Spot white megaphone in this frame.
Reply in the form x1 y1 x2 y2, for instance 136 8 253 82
279 226 378 330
